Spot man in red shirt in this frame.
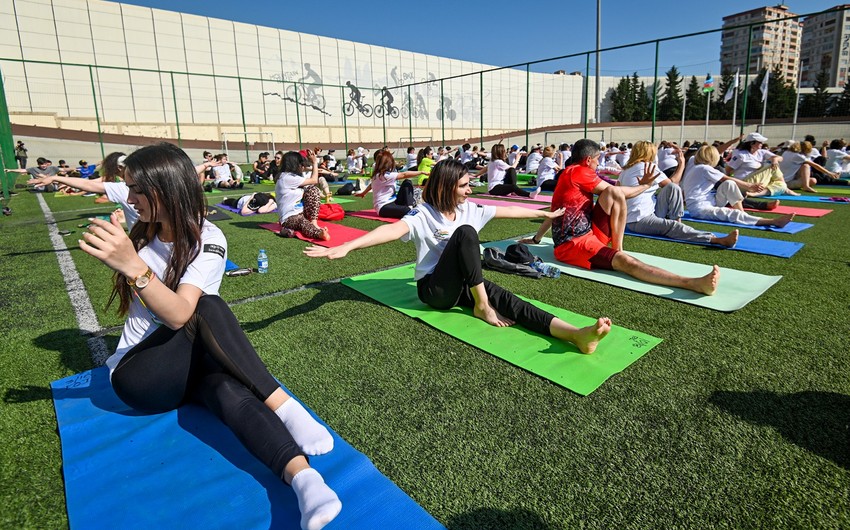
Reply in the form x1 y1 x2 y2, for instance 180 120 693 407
523 139 720 295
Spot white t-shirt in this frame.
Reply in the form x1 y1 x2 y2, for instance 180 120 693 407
657 148 679 172
486 160 511 191
778 152 808 182
275 172 306 221
400 201 496 280
682 163 725 212
372 172 400 211
460 150 474 164
558 149 571 167
825 149 849 173
106 222 227 375
620 162 668 223
615 150 630 168
212 164 233 185
526 152 543 173
726 149 775 180
347 155 358 172
327 154 337 168
404 153 418 170
104 182 140 230
537 157 557 185
508 151 519 165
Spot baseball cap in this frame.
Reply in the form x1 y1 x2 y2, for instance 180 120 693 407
744 132 768 143
511 145 519 150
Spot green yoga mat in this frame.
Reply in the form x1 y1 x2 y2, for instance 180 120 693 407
342 264 661 395
484 238 781 312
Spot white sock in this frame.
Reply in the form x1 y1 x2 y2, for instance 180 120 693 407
291 468 342 530
275 398 334 455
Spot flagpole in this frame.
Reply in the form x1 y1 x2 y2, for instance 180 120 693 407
791 64 803 140
704 91 710 142
760 71 769 128
679 87 687 145
730 69 739 137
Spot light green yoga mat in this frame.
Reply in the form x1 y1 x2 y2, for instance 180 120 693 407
484 238 781 312
342 264 662 395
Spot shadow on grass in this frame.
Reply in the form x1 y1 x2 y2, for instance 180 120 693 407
240 283 380 333
447 507 552 530
709 390 850 470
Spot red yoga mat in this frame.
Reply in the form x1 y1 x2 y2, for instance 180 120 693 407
259 222 368 248
349 209 401 223
743 205 832 217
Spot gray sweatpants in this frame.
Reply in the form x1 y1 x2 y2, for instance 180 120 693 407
627 183 714 243
689 180 762 225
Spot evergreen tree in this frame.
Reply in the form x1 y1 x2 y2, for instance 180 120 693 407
658 66 683 121
647 80 663 120
635 79 651 121
713 71 736 120
744 68 768 121
800 70 832 117
828 76 850 116
685 76 706 121
769 65 797 119
609 76 634 122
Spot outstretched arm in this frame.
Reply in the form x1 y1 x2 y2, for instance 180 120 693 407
28 174 108 194
493 206 566 220
304 220 410 259
804 159 837 179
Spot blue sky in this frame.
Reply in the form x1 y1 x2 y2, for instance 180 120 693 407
120 0 842 77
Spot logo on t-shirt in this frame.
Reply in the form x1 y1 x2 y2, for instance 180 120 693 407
433 228 450 240
203 243 225 258
731 155 738 161
406 208 419 216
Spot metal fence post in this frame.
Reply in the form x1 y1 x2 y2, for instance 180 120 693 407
584 53 590 138
341 86 348 154
407 84 412 144
294 82 303 149
237 77 249 163
170 71 181 147
525 64 530 151
440 79 445 147
740 25 754 134
651 41 660 143
479 72 484 145
88 65 105 160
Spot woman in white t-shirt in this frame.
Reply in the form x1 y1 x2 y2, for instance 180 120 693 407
212 153 243 189
355 150 424 218
275 150 330 241
306 159 612 354
683 145 794 228
621 142 737 248
726 133 786 196
529 146 562 195
778 141 840 192
824 139 850 176
474 143 534 198
78 143 341 530
556 143 571 169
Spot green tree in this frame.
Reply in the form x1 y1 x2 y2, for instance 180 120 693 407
828 76 850 116
634 78 651 121
713 71 736 120
685 76 707 121
658 66 683 121
609 76 634 122
800 70 832 117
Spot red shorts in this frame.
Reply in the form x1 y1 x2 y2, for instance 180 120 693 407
553 203 619 270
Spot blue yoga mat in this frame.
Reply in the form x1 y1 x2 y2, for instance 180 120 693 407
681 212 813 234
225 258 239 271
51 368 443 530
624 229 803 258
770 194 849 204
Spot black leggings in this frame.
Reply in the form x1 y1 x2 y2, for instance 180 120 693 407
489 168 530 197
111 295 303 480
416 225 554 335
378 179 416 218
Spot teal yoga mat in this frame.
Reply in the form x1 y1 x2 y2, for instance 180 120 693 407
771 194 849 204
484 238 782 312
342 264 662 396
51 368 444 529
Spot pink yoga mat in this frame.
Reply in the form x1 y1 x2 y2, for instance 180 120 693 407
479 193 552 204
743 205 832 218
468 198 547 210
349 209 401 223
259 222 368 248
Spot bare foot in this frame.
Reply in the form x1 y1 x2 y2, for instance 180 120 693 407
802 187 817 193
691 264 720 296
530 187 542 199
473 303 515 327
573 317 612 354
771 213 795 228
765 199 780 210
785 189 800 196
711 229 739 248
319 227 331 241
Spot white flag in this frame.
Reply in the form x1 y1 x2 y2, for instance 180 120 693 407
723 70 739 103
760 70 769 102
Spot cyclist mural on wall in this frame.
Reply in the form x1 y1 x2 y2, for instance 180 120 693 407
263 63 332 116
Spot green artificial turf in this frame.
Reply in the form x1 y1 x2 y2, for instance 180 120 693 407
1 173 848 529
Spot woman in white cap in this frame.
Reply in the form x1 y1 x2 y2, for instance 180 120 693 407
726 133 790 196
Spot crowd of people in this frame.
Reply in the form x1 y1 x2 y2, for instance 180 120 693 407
7 130 849 530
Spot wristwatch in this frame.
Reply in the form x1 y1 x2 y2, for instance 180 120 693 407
127 267 154 289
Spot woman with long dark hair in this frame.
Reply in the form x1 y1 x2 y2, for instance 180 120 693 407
306 159 611 354
275 150 330 240
79 143 341 530
474 144 533 197
355 150 424 218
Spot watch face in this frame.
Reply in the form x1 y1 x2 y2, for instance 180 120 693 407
135 272 151 288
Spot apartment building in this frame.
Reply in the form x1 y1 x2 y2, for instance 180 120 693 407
799 5 850 88
720 5 802 83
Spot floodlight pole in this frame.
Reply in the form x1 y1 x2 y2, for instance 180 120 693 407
595 0 601 124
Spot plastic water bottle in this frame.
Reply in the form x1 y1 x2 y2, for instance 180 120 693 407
257 249 268 274
531 261 561 279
